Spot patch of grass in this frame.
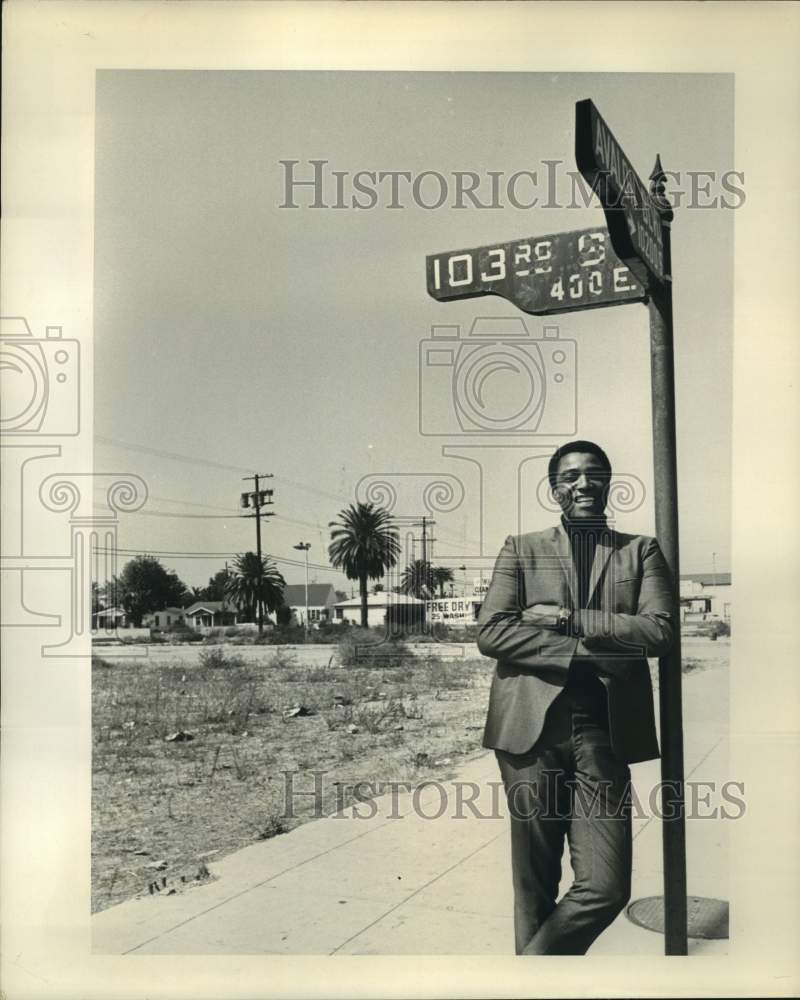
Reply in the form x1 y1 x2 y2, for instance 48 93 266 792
419 655 472 691
198 648 246 670
257 814 290 840
283 659 336 683
268 649 299 672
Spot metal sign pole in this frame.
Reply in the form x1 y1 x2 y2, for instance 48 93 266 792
648 156 688 956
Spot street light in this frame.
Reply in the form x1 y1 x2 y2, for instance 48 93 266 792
293 542 311 637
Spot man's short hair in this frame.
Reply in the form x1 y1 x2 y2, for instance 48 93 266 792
548 440 612 488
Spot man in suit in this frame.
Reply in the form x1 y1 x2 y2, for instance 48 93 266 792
477 440 674 955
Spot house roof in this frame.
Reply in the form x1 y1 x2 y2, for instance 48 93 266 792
680 573 731 587
283 583 336 607
96 606 125 617
335 593 424 608
184 600 234 615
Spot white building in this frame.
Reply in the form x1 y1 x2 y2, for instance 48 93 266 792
679 573 732 623
279 583 337 626
142 607 185 629
333 592 425 628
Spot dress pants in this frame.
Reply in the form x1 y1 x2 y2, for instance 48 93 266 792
495 683 632 955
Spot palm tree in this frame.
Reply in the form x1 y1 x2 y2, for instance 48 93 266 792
328 502 400 627
400 559 436 600
224 552 286 625
431 566 455 597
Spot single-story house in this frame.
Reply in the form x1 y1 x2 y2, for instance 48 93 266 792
278 583 338 626
142 607 185 629
183 600 238 629
679 573 732 623
333 592 425 628
92 606 128 629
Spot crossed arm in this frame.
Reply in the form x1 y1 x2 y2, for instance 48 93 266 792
476 534 675 673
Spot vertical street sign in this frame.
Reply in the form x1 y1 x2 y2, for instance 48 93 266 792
575 99 667 290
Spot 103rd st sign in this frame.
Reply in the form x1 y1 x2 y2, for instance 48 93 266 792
426 226 646 315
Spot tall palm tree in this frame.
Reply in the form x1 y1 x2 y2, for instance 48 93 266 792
431 566 455 597
400 559 436 600
224 552 286 624
328 502 400 627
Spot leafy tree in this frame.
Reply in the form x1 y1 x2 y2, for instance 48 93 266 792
431 566 455 597
202 568 230 602
224 551 286 624
328 502 400 627
400 559 436 600
112 555 188 627
334 589 349 603
181 586 203 607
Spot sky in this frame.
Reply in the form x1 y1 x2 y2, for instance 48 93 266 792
94 71 734 593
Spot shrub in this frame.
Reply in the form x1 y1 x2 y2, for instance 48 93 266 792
198 648 245 670
267 649 299 671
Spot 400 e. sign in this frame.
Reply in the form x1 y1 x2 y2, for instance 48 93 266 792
426 226 646 316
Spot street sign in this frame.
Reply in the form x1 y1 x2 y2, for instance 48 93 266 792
575 99 666 289
426 226 646 316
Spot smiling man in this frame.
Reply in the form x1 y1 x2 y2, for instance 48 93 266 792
477 440 674 955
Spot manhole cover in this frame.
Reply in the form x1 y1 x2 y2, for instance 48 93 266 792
626 896 729 939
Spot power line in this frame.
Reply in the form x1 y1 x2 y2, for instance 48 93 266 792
126 510 237 520
95 434 350 504
95 434 256 474
93 546 338 573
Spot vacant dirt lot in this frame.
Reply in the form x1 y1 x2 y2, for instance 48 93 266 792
92 636 730 914
92 645 494 913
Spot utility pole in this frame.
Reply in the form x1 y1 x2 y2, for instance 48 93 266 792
293 542 311 637
411 516 436 565
240 473 274 635
712 551 717 587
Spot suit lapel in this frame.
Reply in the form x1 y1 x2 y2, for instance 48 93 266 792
587 529 615 609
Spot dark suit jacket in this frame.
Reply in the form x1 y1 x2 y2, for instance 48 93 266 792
477 524 674 764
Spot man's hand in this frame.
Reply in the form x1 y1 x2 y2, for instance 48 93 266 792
521 603 563 629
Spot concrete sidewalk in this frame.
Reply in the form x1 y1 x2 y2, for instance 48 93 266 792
93 661 729 956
